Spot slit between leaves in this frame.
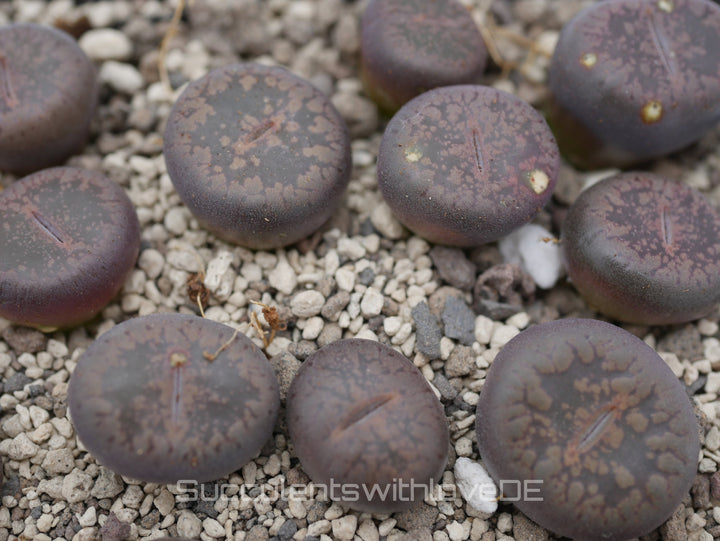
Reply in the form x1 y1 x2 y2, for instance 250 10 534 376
31 211 65 244
576 407 616 454
171 366 183 426
472 129 484 173
0 55 18 108
661 206 674 247
647 9 676 77
333 393 396 436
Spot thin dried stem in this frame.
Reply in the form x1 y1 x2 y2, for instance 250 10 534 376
158 0 189 95
203 328 240 361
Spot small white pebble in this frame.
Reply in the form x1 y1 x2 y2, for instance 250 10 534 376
79 28 132 61
302 316 324 340
360 288 384 317
454 458 498 514
331 515 358 541
706 426 720 452
378 519 397 537
203 517 225 538
490 324 520 349
384 316 403 336
474 316 494 345
496 513 513 533
99 61 144 94
268 258 298 295
164 207 188 236
335 267 356 291
446 520 471 541
291 290 325 318
698 319 719 336
338 238 366 260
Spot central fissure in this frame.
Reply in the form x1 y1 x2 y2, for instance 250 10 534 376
31 211 65 244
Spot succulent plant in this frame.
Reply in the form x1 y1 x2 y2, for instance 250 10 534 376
0 23 97 174
378 85 559 246
476 318 699 541
287 338 449 512
0 167 140 329
548 0 720 168
164 62 352 250
561 172 720 325
360 0 488 113
68 313 280 484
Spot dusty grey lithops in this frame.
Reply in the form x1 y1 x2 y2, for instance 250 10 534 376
0 23 97 174
68 313 280 484
360 0 488 113
562 172 720 325
548 0 720 168
287 338 449 512
0 167 140 329
476 319 699 541
163 62 352 250
377 85 559 246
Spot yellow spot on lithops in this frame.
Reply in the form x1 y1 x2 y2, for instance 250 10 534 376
580 52 597 68
405 150 422 162
170 352 188 367
526 169 550 194
641 100 663 124
657 0 674 13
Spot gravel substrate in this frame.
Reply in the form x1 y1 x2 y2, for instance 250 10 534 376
2 1 720 540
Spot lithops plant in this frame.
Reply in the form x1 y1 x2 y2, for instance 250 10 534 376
476 318 699 541
0 167 140 329
377 85 559 246
68 313 280 484
360 0 488 113
163 62 352 250
287 339 449 512
562 172 720 325
548 0 720 168
0 23 97 174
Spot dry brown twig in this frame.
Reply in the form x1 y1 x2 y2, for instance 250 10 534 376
474 2 553 80
203 328 240 361
249 300 287 349
158 0 194 96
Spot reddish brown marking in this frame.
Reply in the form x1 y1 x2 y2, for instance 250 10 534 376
243 118 276 145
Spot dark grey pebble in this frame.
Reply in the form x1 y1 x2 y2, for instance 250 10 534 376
429 246 477 290
278 519 298 541
4 373 32 393
431 374 458 402
441 297 475 346
412 301 442 359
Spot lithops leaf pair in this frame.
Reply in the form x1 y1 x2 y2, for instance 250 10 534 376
549 0 720 168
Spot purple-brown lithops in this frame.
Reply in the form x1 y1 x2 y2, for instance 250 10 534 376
0 167 140 329
163 63 352 250
287 339 449 512
562 172 720 325
377 85 559 246
360 0 488 113
548 0 720 168
0 23 98 174
68 313 280 484
476 318 699 541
